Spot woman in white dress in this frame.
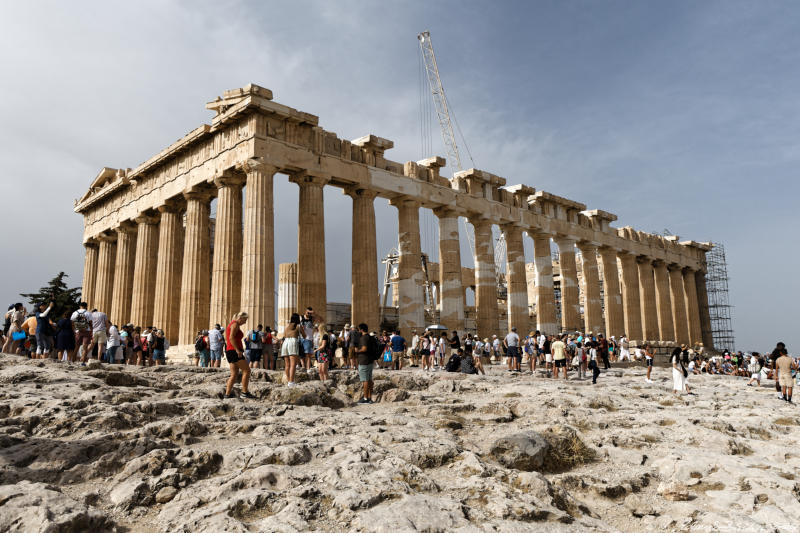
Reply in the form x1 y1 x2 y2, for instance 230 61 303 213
671 349 691 395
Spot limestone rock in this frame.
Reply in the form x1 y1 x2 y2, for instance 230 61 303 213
489 431 549 471
0 481 115 532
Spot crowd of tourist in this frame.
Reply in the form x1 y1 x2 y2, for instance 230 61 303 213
3 300 796 404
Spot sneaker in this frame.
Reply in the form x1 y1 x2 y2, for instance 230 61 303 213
287 382 296 388
358 397 368 404
224 393 236 399
242 391 256 399
366 399 374 404
646 379 653 384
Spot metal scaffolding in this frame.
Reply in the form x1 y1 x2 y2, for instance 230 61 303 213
705 243 735 351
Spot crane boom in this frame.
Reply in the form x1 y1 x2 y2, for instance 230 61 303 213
418 31 462 171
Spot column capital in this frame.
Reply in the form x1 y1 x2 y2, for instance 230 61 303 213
213 169 246 189
288 171 330 188
667 262 683 272
389 196 420 209
527 228 552 240
115 221 138 235
652 259 667 268
433 206 463 219
553 236 578 248
157 197 186 214
576 241 599 253
134 211 161 225
83 238 99 249
682 265 697 274
467 215 492 228
97 231 118 243
344 186 379 201
598 245 620 256
183 184 216 203
238 157 279 176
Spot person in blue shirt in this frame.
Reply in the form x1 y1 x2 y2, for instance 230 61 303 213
390 330 407 370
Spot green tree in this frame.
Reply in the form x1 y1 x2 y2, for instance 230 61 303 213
20 272 82 319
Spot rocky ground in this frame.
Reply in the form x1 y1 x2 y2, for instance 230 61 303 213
1 354 799 532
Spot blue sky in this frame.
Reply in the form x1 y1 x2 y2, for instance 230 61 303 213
1 0 797 351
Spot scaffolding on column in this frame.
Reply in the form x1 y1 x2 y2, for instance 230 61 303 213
705 242 735 351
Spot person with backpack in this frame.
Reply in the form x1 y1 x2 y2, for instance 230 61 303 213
445 348 463 372
194 331 208 367
356 323 378 404
70 302 92 361
245 324 264 369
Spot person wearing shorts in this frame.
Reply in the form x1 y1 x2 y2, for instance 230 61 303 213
151 329 167 366
644 343 655 383
504 327 521 372
71 304 93 359
224 312 254 399
551 334 567 380
208 324 223 368
356 323 375 403
775 349 796 403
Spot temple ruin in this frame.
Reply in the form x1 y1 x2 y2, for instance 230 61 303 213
75 84 715 355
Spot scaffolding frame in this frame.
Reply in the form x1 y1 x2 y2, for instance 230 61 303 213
705 243 735 351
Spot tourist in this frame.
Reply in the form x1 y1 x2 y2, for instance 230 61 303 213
152 329 167 366
281 313 303 387
193 331 206 367
746 353 762 386
299 307 315 370
315 323 331 381
410 329 420 367
596 334 610 369
437 332 447 369
671 346 691 395
460 348 478 375
262 326 275 370
618 334 630 362
130 327 142 365
552 334 567 380
575 342 586 379
208 324 223 368
449 330 460 356
246 324 264 369
771 342 786 398
34 302 55 359
445 348 462 372
390 329 406 370
106 322 121 363
2 303 26 354
463 333 474 362
543 334 553 376
504 327 521 372
587 336 601 384
356 323 377 403
644 343 655 383
85 308 109 362
775 348 795 402
55 310 75 362
420 332 432 371
473 341 487 375
224 311 254 399
338 324 350 369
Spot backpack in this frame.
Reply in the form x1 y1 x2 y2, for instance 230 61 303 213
73 310 90 331
194 336 206 352
446 355 461 372
369 335 381 361
250 331 259 342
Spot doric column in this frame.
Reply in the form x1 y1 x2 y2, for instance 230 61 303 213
683 268 702 345
348 187 380 329
531 231 557 334
81 240 99 307
470 217 499 337
668 264 689 344
436 208 465 332
577 243 603 334
278 263 298 334
290 173 329 322
619 251 643 340
178 188 213 345
653 260 675 341
153 202 184 345
555 237 580 332
94 233 117 314
502 224 528 334
241 160 277 329
392 198 425 332
110 223 137 325
695 269 714 350
598 247 623 337
130 213 160 328
637 257 659 341
210 173 244 327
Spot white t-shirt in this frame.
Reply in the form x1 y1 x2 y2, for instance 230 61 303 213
411 335 420 350
107 325 121 347
537 334 546 348
505 332 520 347
493 338 500 351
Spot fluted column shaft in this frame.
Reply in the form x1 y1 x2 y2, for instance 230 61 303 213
668 265 689 344
292 174 328 322
503 225 528 334
598 247 623 337
531 232 557 334
94 235 117 314
241 161 276 329
437 210 465 332
110 226 137 325
695 270 714 350
82 242 99 307
577 243 603 334
619 252 643 339
653 261 675 341
130 215 160 328
555 237 580 332
210 177 244 326
153 206 184 345
637 258 659 341
349 188 379 328
278 263 298 334
683 268 702 345
178 191 212 345
471 218 499 336
394 198 425 332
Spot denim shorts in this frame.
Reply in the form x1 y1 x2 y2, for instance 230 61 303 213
301 339 313 354
358 364 374 382
210 349 223 361
152 349 165 362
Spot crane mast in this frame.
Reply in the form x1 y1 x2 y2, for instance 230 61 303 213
417 31 463 171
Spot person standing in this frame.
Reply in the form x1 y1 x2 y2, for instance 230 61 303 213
771 342 787 399
152 329 167 366
390 330 406 370
504 327 521 372
246 324 264 369
775 348 796 402
106 323 121 363
224 311 254 399
644 343 655 383
420 332 432 371
356 323 377 403
2 303 26 354
746 352 762 387
437 332 447 369
87 308 110 362
618 334 630 362
280 313 303 387
55 310 76 362
598 334 611 369
208 324 223 368
263 326 275 370
299 307 316 370
449 330 461 356
552 334 567 380
410 330 420 367
671 347 691 395
587 336 601 384
34 302 55 359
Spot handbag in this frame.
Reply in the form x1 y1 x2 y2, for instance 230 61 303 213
12 331 26 341
383 350 392 362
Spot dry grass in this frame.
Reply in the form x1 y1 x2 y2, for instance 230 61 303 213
542 426 596 473
774 417 798 426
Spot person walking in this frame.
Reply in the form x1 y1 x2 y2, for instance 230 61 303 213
775 348 796 403
315 323 332 381
644 343 655 383
671 346 691 395
280 313 303 387
55 310 76 362
34 302 55 359
746 353 762 386
504 327 521 372
552 334 567 380
224 312 254 399
152 329 167 366
87 308 110 362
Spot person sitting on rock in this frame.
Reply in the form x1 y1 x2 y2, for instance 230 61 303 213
445 348 462 372
460 349 478 375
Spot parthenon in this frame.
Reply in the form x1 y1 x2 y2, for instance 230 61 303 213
75 84 714 354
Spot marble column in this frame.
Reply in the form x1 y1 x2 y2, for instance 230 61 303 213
637 257 659 341
110 223 137 325
471 217 499 336
153 203 184 345
555 237 580 332
290 173 328 322
348 187 379 329
653 261 675 342
241 160 276 329
695 270 714 350
577 243 603 334
502 225 528 334
81 240 99 307
619 252 643 340
178 189 213 345
598 247 623 337
683 268 702 346
94 233 117 314
668 264 689 345
130 213 160 328
392 198 425 332
210 174 244 327
278 262 297 334
531 231 557 334
436 208 465 333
